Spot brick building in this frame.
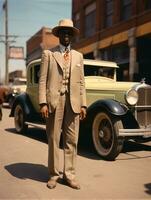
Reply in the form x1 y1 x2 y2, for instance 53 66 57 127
26 27 59 64
72 0 151 83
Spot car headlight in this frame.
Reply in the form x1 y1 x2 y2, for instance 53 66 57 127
12 89 18 93
125 89 138 105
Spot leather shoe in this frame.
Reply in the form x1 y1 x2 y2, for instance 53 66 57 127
64 178 80 190
47 179 57 189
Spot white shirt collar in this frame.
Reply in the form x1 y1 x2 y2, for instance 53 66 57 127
59 44 71 53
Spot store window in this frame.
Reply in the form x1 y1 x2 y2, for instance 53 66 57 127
100 44 130 81
84 2 96 37
105 0 113 28
120 0 132 21
100 44 129 64
144 0 151 10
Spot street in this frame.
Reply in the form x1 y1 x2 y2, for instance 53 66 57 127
0 107 151 199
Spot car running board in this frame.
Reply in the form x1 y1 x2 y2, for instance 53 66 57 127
25 122 46 130
119 128 151 137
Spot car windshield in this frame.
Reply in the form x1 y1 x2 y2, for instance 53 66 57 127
84 65 114 79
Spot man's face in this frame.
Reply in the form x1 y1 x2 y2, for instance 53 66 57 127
58 28 73 47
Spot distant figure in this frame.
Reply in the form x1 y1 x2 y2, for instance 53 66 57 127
0 99 2 120
39 19 87 190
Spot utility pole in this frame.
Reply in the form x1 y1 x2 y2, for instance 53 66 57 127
1 1 20 84
4 0 9 85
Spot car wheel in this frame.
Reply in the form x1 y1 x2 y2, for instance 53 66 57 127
92 111 124 160
9 96 15 108
14 104 28 133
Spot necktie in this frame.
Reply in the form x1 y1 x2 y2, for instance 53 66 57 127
64 47 69 61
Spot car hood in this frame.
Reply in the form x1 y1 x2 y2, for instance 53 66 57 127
85 77 140 91
10 85 26 92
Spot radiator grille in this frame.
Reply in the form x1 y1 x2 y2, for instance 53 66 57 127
136 86 151 127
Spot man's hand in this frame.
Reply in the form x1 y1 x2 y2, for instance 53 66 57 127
40 104 49 118
80 107 87 120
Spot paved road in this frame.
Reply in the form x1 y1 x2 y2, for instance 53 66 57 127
0 107 151 199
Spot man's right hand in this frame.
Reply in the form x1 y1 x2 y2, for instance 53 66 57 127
40 105 49 118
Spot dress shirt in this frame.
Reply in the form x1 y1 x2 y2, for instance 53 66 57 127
59 44 71 55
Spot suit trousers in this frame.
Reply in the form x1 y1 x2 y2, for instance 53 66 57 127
46 92 80 181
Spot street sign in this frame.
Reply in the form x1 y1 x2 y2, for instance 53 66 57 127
9 46 24 59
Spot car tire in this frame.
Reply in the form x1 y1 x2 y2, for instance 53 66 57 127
92 111 124 161
14 104 28 133
9 96 15 108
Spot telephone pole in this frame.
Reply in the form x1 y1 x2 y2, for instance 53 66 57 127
1 0 17 85
4 0 9 85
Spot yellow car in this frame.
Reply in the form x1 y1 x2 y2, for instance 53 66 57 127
10 58 151 160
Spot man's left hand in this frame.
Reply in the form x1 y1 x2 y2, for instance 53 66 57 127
80 107 87 120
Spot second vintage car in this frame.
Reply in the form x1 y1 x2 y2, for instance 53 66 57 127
10 58 151 160
5 77 27 107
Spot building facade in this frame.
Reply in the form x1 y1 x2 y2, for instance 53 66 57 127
26 27 59 65
72 0 151 83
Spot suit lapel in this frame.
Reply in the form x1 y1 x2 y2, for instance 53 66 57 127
52 48 76 72
52 47 64 71
70 49 76 72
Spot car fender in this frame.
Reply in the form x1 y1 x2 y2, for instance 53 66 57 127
87 99 128 117
9 93 35 117
80 99 128 136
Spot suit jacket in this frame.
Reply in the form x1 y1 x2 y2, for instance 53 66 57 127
38 46 87 113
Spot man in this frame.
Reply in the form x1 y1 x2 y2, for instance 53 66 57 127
0 99 2 121
39 19 87 190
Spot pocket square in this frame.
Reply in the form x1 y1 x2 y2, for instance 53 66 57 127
76 64 81 67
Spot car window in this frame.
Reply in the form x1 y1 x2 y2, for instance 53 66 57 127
34 65 40 84
84 65 114 79
29 67 32 84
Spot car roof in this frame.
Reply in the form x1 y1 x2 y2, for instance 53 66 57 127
27 58 118 68
84 59 118 68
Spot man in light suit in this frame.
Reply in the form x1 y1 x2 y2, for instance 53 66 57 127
39 19 87 189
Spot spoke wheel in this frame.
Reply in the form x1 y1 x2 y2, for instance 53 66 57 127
14 104 28 133
92 112 124 160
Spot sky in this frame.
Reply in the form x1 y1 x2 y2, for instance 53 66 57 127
0 0 72 82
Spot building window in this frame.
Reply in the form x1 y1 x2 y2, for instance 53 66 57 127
75 12 80 30
144 0 151 10
74 12 80 42
112 45 129 64
84 2 96 38
100 44 129 64
105 0 113 28
120 0 132 21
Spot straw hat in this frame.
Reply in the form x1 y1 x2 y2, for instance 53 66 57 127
52 19 79 37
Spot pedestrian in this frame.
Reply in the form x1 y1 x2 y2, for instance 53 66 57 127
38 19 87 190
0 99 2 120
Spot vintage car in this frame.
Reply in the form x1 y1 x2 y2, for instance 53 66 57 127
10 58 151 160
0 84 10 120
5 77 27 107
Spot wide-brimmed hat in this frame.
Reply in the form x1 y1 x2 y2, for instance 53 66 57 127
52 19 79 37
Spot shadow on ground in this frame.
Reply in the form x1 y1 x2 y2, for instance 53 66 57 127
5 127 151 161
5 127 101 160
5 163 48 183
5 128 47 144
144 183 151 195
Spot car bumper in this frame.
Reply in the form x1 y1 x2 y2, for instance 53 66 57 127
119 128 151 137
